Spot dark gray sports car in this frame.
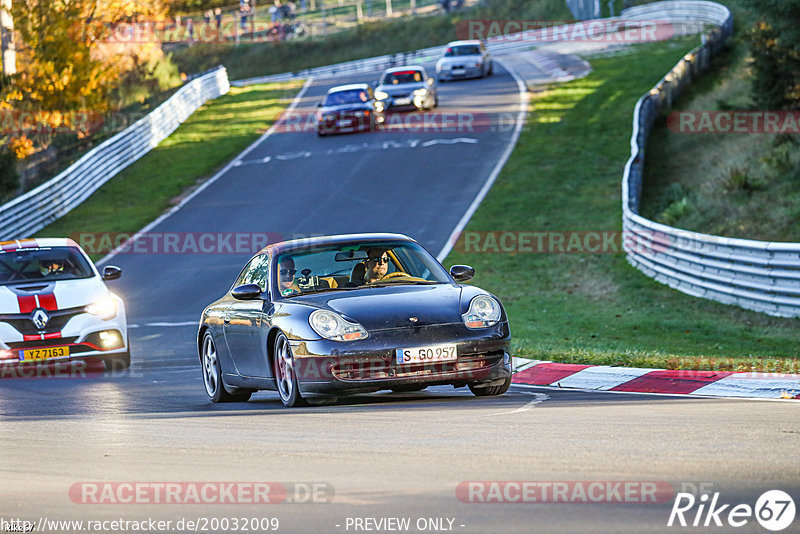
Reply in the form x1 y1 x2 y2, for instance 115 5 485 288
197 233 511 407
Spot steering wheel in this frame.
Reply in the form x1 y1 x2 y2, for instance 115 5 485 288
381 271 411 280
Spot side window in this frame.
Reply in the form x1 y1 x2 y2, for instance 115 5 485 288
235 254 269 289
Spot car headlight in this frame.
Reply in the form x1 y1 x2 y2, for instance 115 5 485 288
309 310 368 342
462 295 501 329
413 88 428 96
85 296 117 320
322 114 335 121
440 63 451 70
375 90 389 100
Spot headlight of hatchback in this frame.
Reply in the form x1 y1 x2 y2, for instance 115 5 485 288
309 310 369 341
375 90 389 100
462 295 501 329
85 296 117 320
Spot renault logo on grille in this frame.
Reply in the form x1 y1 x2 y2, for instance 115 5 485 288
31 308 49 330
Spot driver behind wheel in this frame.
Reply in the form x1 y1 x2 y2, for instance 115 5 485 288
364 248 391 284
278 256 300 296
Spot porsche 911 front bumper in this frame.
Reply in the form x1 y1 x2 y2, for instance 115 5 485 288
288 322 511 395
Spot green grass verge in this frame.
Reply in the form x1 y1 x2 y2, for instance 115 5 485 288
444 36 800 373
170 0 573 80
37 81 304 256
640 1 800 242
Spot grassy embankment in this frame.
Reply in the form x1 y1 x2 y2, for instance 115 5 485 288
641 0 800 241
170 0 573 79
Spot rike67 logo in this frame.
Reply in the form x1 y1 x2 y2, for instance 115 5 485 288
668 490 796 531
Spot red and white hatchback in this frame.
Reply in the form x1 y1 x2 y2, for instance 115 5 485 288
0 238 129 370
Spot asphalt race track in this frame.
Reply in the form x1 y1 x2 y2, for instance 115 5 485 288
2 63 799 534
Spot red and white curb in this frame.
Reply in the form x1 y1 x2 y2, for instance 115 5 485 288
511 358 800 400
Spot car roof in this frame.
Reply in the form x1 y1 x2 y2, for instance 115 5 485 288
261 233 417 255
382 66 425 74
0 238 81 252
327 83 371 93
446 40 483 47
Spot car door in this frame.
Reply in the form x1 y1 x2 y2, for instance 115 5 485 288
223 254 271 378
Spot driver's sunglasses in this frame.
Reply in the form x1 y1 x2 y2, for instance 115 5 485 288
279 268 297 276
368 256 390 264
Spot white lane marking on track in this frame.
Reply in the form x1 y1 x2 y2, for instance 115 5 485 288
420 137 479 147
97 76 316 266
487 391 550 416
233 137 478 166
436 60 529 262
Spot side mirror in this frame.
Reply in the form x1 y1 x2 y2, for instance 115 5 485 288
102 265 122 281
450 265 475 282
231 283 263 300
427 77 434 85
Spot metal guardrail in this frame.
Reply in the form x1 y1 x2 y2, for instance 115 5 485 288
621 1 800 318
0 67 231 240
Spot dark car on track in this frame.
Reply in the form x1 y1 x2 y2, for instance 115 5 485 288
374 66 439 112
197 233 512 407
316 83 384 136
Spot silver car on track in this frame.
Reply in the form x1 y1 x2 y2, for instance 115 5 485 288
436 40 493 81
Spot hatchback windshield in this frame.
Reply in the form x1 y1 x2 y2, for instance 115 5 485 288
324 89 369 106
274 241 451 297
381 70 424 85
0 247 94 284
444 45 481 57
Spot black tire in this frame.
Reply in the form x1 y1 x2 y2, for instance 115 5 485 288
103 335 130 371
201 331 252 403
273 331 306 407
468 376 511 397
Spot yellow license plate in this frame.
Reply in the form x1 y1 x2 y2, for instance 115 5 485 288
21 346 69 361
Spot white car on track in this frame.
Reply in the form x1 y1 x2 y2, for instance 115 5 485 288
0 238 129 371
436 40 493 81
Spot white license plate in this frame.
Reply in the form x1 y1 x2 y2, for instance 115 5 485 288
337 119 352 127
452 68 465 73
396 344 457 365
394 98 411 105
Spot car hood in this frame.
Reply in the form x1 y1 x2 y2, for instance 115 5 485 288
304 284 465 330
376 82 426 94
0 277 107 313
438 56 481 66
319 103 373 114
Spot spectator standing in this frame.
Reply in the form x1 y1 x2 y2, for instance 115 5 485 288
214 8 222 30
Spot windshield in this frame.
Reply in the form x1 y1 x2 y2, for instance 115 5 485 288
444 45 481 57
324 89 369 106
0 246 94 285
274 241 451 297
381 70 424 85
